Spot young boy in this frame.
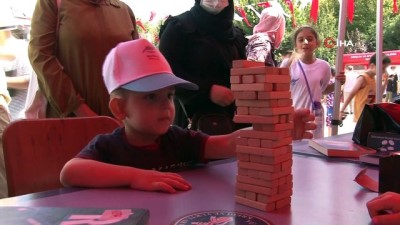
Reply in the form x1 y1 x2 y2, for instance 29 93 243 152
340 53 391 122
60 39 315 193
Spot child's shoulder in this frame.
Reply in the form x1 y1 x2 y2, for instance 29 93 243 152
315 58 330 66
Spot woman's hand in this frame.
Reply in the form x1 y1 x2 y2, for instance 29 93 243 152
210 84 235 107
367 192 400 225
292 108 316 140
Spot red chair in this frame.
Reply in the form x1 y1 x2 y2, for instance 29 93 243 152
2 116 120 197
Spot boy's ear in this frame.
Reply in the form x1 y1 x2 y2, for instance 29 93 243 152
109 97 126 121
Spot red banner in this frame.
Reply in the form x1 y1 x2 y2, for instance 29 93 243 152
394 0 399 14
236 6 252 28
348 0 354 23
285 0 296 27
310 0 319 24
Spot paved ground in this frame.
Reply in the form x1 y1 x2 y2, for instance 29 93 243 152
323 104 357 137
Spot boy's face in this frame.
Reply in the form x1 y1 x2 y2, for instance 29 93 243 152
370 63 390 75
123 87 176 136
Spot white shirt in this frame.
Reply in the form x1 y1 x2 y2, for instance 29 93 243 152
281 58 331 110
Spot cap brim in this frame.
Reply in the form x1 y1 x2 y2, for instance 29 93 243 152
121 73 198 92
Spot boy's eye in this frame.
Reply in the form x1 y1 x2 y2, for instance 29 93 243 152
145 93 157 100
168 92 175 100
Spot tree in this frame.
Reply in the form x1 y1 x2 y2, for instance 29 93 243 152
233 0 400 66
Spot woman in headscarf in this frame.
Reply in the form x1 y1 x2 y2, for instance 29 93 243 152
159 0 248 133
246 4 286 66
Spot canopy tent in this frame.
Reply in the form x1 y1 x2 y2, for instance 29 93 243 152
343 50 400 69
330 0 387 135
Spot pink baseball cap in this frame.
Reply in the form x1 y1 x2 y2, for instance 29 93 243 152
102 39 198 93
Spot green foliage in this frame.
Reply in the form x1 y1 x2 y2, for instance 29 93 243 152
137 0 400 64
233 0 400 66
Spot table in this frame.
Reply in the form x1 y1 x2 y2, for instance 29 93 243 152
0 150 379 225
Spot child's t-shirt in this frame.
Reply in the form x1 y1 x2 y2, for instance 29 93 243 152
281 58 331 110
77 126 209 172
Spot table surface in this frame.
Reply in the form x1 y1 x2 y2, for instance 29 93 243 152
0 133 379 225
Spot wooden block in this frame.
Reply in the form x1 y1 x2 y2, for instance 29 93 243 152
278 67 290 75
253 122 294 132
236 181 278 196
230 75 241 84
255 75 291 84
276 197 291 209
256 189 293 204
278 174 293 186
236 145 291 157
237 174 280 188
235 136 248 146
247 169 260 179
235 196 276 212
238 161 282 173
279 114 289 123
238 167 248 176
235 99 278 108
239 127 292 140
277 99 293 107
281 159 293 171
231 83 273 92
260 137 293 149
236 106 249 115
258 167 292 181
269 67 280 74
258 91 291 100
242 75 255 84
288 113 294 121
273 83 290 91
249 153 262 163
278 182 293 194
233 115 279 124
232 60 265 68
237 152 249 162
247 138 261 147
245 191 257 201
236 188 246 198
259 152 292 165
249 106 294 116
233 91 257 100
231 67 269 76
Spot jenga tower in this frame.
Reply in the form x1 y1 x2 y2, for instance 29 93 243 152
231 60 294 211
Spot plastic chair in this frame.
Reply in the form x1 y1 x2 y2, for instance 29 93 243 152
2 116 120 197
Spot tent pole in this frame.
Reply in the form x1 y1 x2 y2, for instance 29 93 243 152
331 0 348 136
376 0 384 103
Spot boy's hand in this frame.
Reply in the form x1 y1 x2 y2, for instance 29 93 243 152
367 192 400 225
335 71 346 85
293 108 316 140
129 170 191 193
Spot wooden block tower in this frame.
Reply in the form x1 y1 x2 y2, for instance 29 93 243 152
231 60 294 211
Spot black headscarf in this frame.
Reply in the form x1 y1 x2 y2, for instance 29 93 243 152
190 0 236 41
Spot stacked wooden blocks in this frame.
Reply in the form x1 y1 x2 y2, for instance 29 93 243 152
231 60 294 211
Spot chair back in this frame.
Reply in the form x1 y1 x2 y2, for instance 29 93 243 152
2 116 120 197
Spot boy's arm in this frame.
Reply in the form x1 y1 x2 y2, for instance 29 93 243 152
204 130 241 159
340 75 365 113
60 158 191 193
203 109 317 159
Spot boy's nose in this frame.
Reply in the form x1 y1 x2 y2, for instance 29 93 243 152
304 39 309 44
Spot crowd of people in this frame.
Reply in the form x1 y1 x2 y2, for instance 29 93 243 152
1 0 400 224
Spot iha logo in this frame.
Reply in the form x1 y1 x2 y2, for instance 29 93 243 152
323 37 354 48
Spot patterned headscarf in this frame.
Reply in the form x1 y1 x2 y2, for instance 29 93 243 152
253 7 285 49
